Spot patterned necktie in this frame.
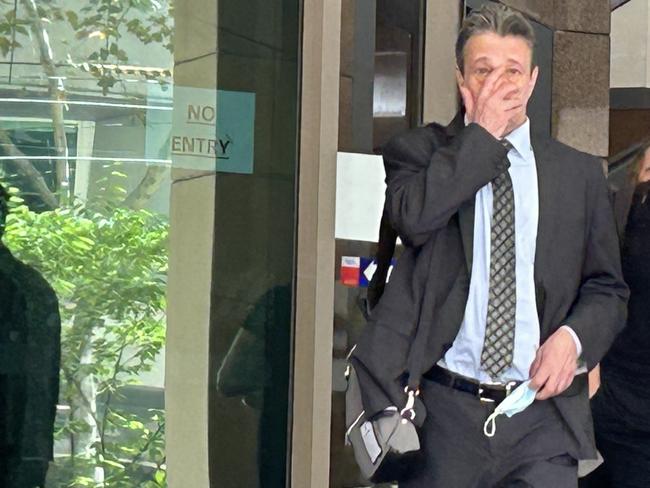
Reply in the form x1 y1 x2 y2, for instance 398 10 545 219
480 139 516 379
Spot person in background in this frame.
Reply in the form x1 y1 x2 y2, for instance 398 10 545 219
580 140 650 488
0 184 61 488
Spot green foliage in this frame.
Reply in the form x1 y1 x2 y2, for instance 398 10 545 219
0 8 29 56
0 0 174 481
71 0 175 94
3 176 169 487
0 0 174 94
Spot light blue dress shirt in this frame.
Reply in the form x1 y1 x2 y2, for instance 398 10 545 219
440 119 541 383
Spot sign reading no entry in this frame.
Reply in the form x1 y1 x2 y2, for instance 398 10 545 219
170 86 255 173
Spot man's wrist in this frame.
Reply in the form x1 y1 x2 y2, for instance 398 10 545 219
559 325 582 357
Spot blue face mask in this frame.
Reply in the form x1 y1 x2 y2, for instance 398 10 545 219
483 380 538 437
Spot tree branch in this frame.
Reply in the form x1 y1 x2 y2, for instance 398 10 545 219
125 421 164 474
0 129 59 209
68 373 102 433
123 165 168 210
100 344 127 454
21 0 70 200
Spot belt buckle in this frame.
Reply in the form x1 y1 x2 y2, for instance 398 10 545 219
478 386 495 403
478 380 517 403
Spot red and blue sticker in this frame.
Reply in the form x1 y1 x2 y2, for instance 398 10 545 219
340 256 396 287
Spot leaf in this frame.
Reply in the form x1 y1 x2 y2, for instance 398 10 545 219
0 36 10 57
77 236 95 246
65 10 79 28
154 469 166 485
128 420 144 430
102 459 125 469
108 3 123 14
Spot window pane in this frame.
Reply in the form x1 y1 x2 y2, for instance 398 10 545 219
0 1 173 486
208 0 300 487
1 0 301 486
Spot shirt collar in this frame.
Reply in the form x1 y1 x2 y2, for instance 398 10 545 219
463 117 533 162
503 118 532 161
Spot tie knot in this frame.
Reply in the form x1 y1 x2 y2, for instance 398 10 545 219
501 139 513 152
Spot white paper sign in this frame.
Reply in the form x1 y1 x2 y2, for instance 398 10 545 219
335 152 386 242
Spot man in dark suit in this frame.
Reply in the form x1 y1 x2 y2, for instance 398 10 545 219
352 3 628 487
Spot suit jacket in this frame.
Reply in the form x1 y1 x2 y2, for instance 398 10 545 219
352 114 629 459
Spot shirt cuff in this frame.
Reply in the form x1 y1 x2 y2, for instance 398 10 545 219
560 325 583 357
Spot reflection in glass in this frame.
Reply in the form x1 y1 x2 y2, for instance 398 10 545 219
0 0 173 486
208 0 300 486
216 285 291 486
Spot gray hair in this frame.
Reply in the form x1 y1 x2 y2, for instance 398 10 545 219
456 2 536 74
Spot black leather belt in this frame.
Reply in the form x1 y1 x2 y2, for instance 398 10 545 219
423 365 522 404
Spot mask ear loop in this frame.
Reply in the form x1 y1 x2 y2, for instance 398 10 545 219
483 411 499 437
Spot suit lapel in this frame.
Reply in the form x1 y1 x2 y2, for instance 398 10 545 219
458 200 475 274
444 113 477 273
531 135 554 329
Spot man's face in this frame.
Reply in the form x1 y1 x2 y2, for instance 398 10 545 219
456 32 538 128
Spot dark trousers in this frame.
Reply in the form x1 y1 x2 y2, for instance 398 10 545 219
400 378 579 488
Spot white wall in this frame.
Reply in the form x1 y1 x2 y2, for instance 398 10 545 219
610 0 650 88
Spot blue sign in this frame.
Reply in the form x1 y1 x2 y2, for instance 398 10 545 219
215 90 255 174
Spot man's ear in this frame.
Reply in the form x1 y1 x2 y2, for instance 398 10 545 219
455 67 465 88
529 66 539 92
456 68 474 116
